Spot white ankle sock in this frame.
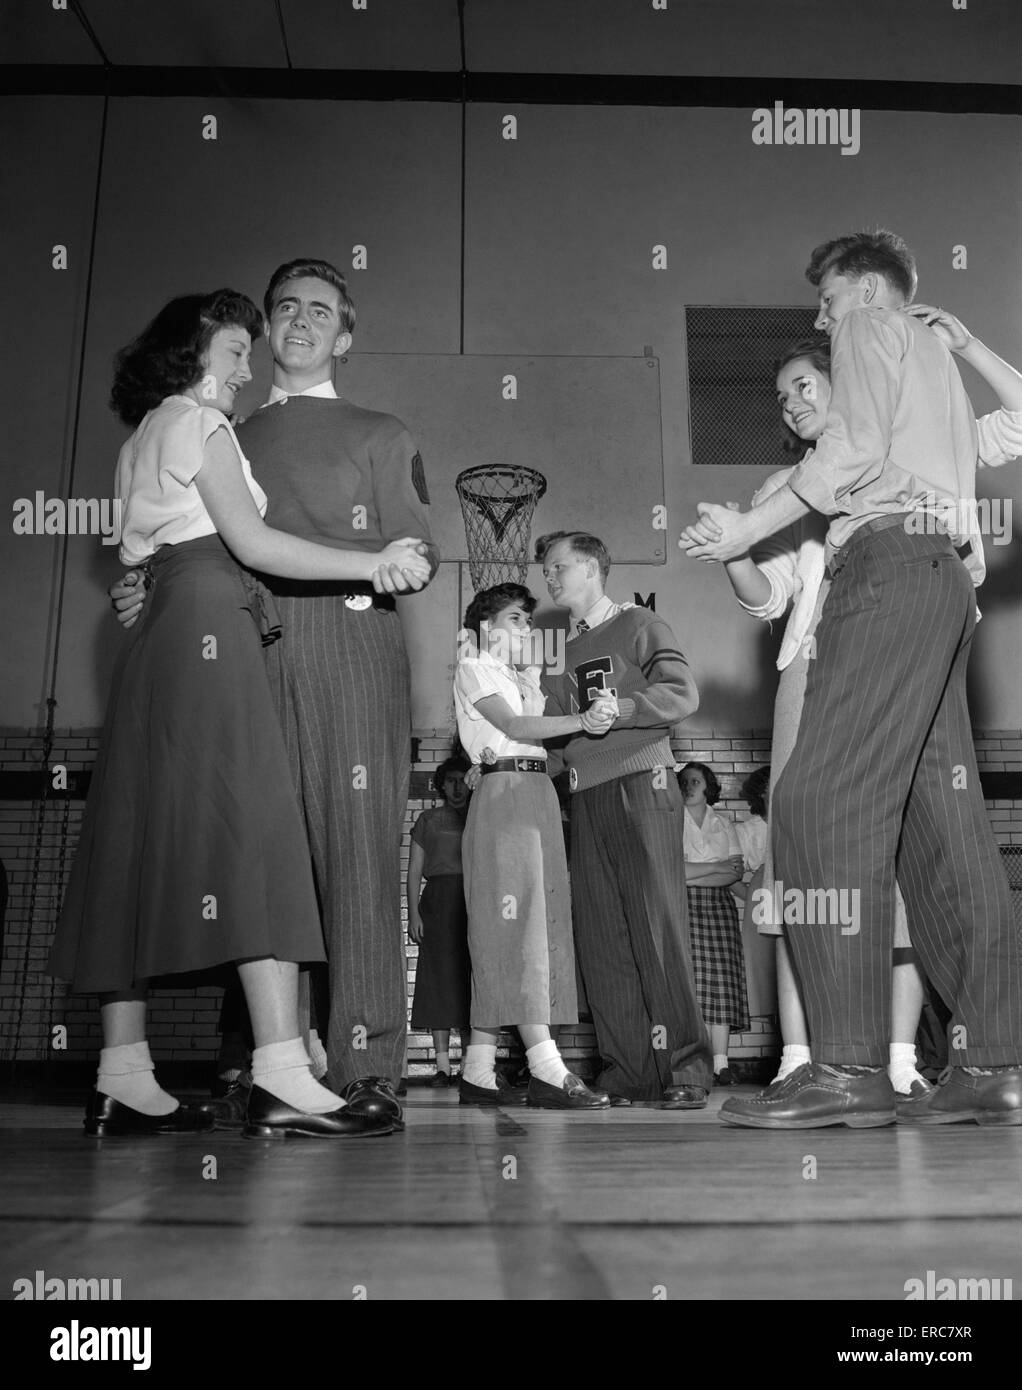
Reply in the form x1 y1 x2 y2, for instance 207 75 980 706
713 1053 730 1074
97 1042 178 1116
889 1043 925 1094
462 1044 498 1089
436 1050 450 1075
772 1044 812 1083
526 1039 569 1087
307 1028 328 1080
252 1038 343 1114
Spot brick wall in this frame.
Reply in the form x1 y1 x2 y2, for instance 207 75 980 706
3 726 1021 1076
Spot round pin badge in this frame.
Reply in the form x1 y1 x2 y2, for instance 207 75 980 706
344 594 373 611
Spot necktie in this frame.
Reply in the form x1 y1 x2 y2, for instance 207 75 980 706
576 620 589 635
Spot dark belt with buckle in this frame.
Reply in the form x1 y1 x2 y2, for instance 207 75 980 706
480 757 547 775
826 512 913 578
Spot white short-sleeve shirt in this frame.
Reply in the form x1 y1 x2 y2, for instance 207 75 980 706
735 814 768 873
454 650 545 764
683 804 742 862
116 395 267 566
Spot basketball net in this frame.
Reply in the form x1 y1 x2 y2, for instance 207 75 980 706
455 465 548 591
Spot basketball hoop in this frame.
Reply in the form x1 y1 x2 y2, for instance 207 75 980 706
455 465 548 591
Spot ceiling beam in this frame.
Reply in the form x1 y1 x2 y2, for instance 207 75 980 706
1 67 1020 116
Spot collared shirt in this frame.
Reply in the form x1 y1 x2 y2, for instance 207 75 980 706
786 306 983 584
735 814 768 874
264 379 338 407
742 404 1022 659
683 804 741 863
117 395 266 566
571 594 634 638
453 649 545 764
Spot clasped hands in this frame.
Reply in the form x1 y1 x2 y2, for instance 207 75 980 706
108 537 433 629
369 537 431 594
580 694 619 735
678 501 752 563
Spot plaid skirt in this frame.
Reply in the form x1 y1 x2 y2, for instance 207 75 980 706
687 884 750 1030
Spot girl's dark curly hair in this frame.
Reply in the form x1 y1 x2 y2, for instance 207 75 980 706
740 765 770 819
678 761 723 806
774 336 831 454
110 289 263 427
433 754 470 798
462 583 537 641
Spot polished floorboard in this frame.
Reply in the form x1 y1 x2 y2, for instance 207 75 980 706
2 1086 1020 1301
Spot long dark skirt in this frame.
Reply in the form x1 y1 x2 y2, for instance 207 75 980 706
410 875 472 1030
48 535 325 993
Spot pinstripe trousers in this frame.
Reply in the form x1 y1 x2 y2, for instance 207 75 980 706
264 593 411 1089
772 525 1021 1066
571 771 713 1100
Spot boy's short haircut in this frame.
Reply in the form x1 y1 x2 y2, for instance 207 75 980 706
534 531 612 582
462 583 536 641
805 229 917 302
263 258 357 334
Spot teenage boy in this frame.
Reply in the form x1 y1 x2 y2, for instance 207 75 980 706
536 531 713 1107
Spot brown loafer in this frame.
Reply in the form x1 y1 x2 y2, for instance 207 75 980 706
661 1084 709 1110
719 1063 895 1129
896 1066 1022 1126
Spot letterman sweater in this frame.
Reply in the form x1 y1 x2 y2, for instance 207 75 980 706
237 396 437 569
541 607 699 790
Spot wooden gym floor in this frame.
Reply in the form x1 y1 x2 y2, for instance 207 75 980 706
1 1084 1020 1302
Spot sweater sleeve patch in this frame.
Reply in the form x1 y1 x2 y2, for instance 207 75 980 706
411 451 430 504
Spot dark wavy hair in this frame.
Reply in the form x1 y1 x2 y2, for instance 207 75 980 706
263 258 356 334
462 583 537 641
679 761 722 806
110 289 263 427
774 336 831 454
806 228 917 302
433 754 470 798
740 765 770 819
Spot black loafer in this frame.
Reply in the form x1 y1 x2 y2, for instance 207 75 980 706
242 1085 396 1139
714 1068 736 1087
458 1075 529 1106
338 1076 404 1129
429 1071 451 1089
209 1071 253 1129
84 1092 216 1137
661 1084 709 1110
527 1073 611 1110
